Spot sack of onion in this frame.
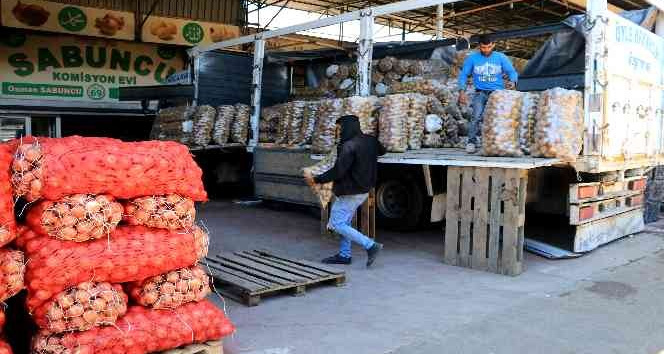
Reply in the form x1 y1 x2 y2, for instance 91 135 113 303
26 194 123 242
32 300 234 354
0 249 24 303
10 136 207 202
124 194 195 230
32 281 127 334
21 225 208 312
126 266 210 309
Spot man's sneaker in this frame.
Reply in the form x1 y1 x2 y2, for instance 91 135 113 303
366 243 383 268
465 143 476 154
322 254 352 265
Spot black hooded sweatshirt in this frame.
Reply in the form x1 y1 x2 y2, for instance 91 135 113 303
314 115 386 196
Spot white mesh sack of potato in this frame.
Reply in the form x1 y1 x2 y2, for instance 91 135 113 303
300 100 321 144
378 94 410 152
518 92 540 154
384 72 402 87
342 96 379 136
150 106 196 144
213 105 236 145
481 90 524 157
394 59 413 76
312 98 343 154
287 101 307 145
326 64 339 78
425 114 443 133
231 103 251 144
259 105 280 143
372 71 385 84
407 93 428 150
302 148 337 208
336 65 351 79
422 133 444 148
374 83 389 97
192 105 217 147
378 56 397 72
532 88 584 160
274 103 291 145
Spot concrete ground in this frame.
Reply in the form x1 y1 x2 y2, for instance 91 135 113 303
200 201 664 354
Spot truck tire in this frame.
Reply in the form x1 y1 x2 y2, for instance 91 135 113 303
376 177 426 231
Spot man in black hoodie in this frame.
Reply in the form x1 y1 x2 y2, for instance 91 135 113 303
306 115 386 267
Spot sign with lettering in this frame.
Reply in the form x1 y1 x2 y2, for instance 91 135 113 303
0 31 185 102
1 0 135 40
141 15 240 47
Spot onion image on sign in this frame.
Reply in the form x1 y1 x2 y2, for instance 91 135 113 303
95 13 125 36
150 20 177 41
12 1 50 26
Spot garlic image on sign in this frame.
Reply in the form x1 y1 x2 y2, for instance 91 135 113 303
12 1 50 26
209 25 236 42
95 13 125 36
150 20 177 41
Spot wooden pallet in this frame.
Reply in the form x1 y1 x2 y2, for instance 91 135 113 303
569 191 645 224
569 176 647 203
202 250 346 306
443 167 528 276
160 341 222 354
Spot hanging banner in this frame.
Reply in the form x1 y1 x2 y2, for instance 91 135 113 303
142 15 240 47
0 31 185 103
1 0 135 40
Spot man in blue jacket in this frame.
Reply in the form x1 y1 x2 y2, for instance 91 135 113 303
305 115 386 268
458 35 518 154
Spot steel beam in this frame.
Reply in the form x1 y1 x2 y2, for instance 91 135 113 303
249 40 266 147
191 0 462 56
356 11 374 96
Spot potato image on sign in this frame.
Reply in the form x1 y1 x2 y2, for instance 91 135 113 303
95 13 125 36
209 25 239 43
12 1 50 26
150 20 177 41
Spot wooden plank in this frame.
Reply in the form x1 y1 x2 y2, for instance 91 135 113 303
212 259 296 286
239 252 329 278
458 167 475 268
516 171 528 267
573 208 645 252
361 196 370 237
488 168 504 273
216 254 310 283
444 167 462 265
203 259 275 288
205 267 268 292
500 169 522 276
471 168 490 271
254 249 346 275
368 189 376 239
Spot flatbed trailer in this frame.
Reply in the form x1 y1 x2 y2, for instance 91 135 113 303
193 0 664 275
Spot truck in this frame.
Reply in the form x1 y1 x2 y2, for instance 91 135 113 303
189 0 664 254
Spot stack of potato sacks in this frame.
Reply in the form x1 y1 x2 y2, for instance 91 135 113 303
0 144 23 354
211 103 252 146
480 87 584 160
152 104 252 147
7 136 234 354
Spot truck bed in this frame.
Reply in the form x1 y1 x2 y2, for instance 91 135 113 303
378 148 559 169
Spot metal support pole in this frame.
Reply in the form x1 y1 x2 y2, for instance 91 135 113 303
583 0 608 155
436 4 444 40
249 39 265 148
356 11 374 97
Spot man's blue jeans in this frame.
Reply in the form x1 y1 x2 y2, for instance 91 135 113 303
327 193 375 258
468 90 491 146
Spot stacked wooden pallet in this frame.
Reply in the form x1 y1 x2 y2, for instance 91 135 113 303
568 174 646 252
